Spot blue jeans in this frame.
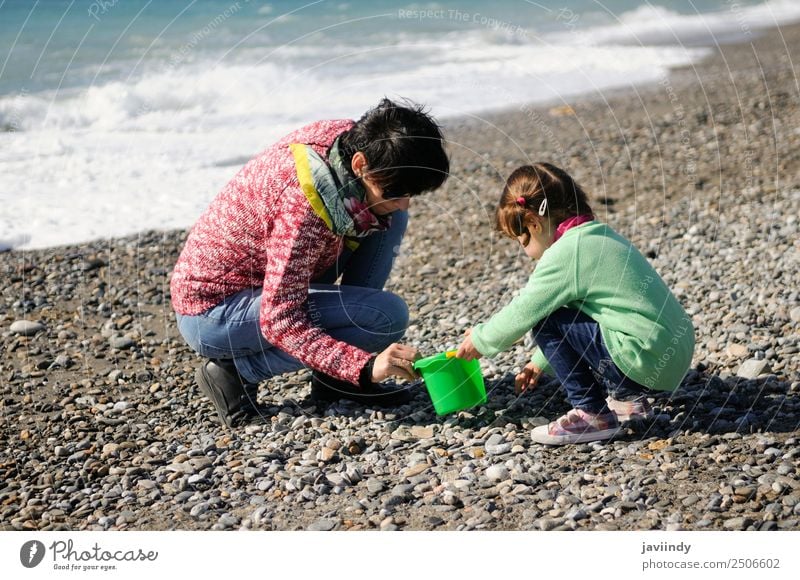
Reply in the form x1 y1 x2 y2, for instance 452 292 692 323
532 308 650 413
176 211 409 384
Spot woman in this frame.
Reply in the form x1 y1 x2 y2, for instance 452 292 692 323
171 99 449 427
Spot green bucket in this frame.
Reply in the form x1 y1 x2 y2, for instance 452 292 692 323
413 351 487 416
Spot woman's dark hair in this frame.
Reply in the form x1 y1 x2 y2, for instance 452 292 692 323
496 163 593 240
338 97 449 197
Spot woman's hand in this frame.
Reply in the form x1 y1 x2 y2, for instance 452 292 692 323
515 362 542 394
372 343 419 382
456 328 482 361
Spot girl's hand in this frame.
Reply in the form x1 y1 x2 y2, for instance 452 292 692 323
515 362 542 394
373 343 419 382
456 329 482 361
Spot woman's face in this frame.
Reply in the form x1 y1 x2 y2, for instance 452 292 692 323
362 178 411 215
351 151 411 215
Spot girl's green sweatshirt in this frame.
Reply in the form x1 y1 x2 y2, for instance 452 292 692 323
471 222 695 391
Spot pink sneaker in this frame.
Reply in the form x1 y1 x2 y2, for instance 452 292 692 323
530 408 620 445
606 397 653 422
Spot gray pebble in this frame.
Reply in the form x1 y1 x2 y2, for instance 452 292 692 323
723 517 752 530
486 442 512 455
566 508 587 521
10 320 45 336
485 465 509 482
110 336 136 350
366 478 385 495
217 514 239 528
538 518 563 531
189 503 208 517
736 359 769 379
307 519 336 531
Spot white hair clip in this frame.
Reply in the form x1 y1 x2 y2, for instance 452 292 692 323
538 198 548 216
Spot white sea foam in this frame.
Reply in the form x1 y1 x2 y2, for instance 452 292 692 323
0 38 703 134
551 0 800 46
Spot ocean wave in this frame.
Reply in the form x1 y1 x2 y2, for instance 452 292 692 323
0 61 344 132
0 33 705 135
549 0 800 46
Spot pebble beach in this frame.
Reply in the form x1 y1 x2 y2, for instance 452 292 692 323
1 25 799 532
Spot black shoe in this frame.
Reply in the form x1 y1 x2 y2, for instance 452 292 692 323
310 371 414 408
195 359 253 427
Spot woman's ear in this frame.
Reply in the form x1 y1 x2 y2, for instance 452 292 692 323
351 151 367 178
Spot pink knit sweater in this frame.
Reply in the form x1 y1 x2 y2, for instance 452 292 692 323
170 119 372 385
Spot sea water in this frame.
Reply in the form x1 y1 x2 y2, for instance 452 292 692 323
1 0 799 249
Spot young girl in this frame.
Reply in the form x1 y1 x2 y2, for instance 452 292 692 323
457 163 695 445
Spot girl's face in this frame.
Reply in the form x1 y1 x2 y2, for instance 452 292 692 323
517 219 553 259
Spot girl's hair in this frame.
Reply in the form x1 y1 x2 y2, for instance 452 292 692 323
496 163 593 240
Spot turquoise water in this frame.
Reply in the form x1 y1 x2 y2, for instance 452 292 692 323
0 0 780 96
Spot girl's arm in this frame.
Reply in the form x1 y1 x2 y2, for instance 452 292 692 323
470 242 579 358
